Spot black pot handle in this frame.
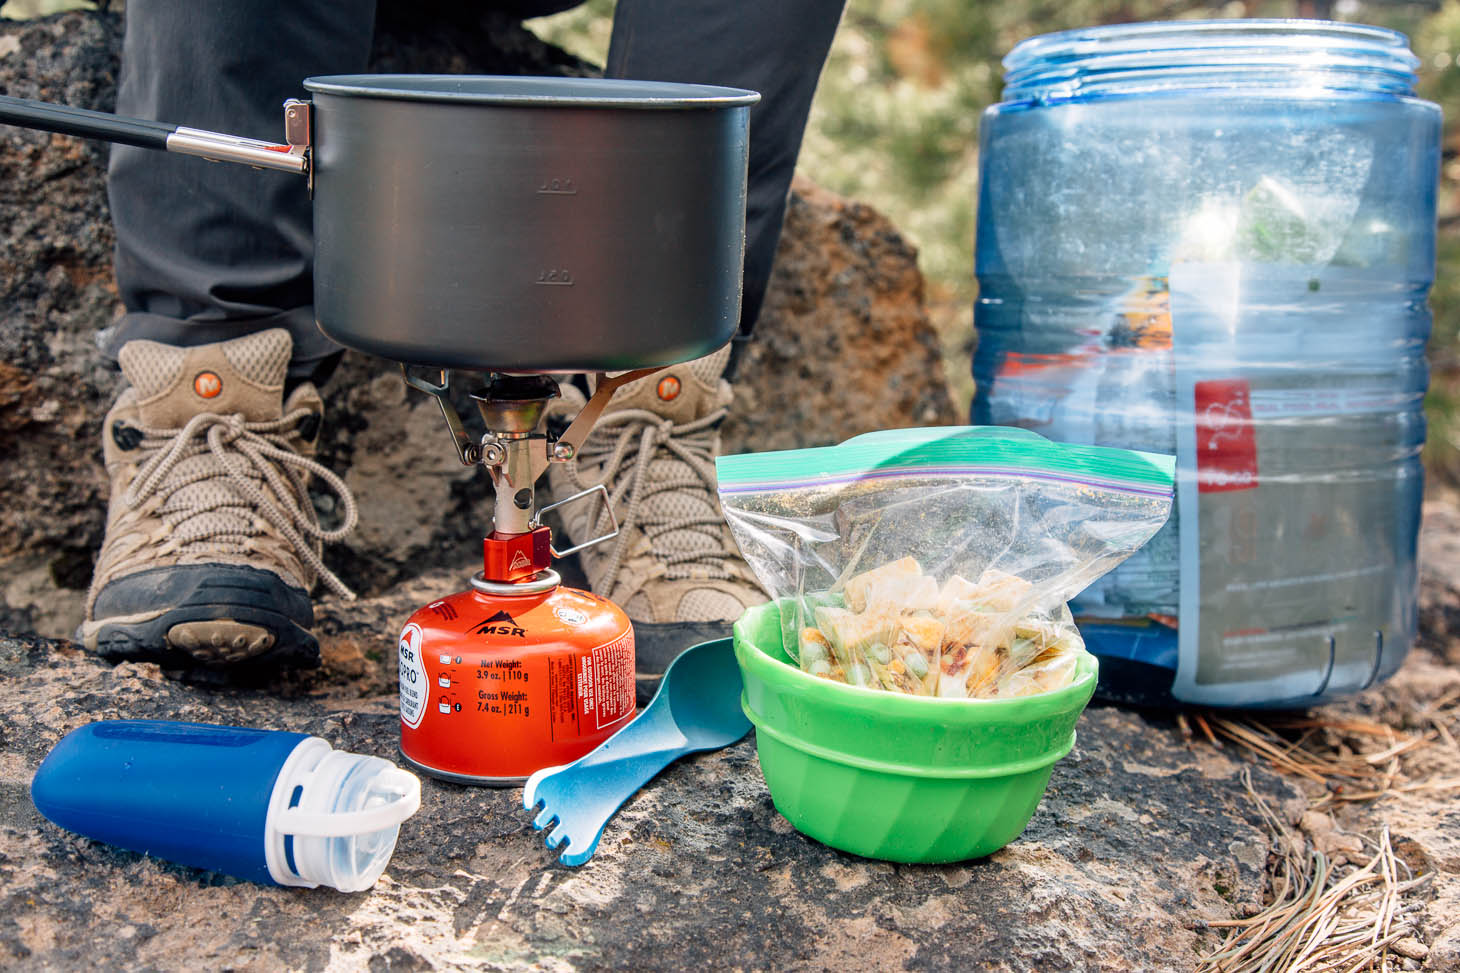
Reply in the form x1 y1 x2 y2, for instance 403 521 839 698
0 93 176 150
0 93 306 174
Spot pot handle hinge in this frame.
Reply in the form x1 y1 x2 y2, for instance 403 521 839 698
284 99 313 195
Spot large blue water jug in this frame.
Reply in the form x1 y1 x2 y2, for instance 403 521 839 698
972 20 1441 706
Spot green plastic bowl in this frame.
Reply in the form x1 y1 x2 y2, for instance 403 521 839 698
732 599 1098 863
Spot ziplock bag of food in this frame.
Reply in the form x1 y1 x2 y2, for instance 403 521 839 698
717 427 1176 698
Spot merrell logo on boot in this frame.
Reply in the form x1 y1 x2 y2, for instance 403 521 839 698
194 372 223 399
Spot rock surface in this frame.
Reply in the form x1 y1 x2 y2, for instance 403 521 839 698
10 512 1460 971
720 177 958 457
5 503 1456 972
0 12 119 639
0 627 1290 972
0 9 959 630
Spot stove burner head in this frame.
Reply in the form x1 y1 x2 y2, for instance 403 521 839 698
471 374 561 434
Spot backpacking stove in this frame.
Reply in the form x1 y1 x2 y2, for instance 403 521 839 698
395 368 656 785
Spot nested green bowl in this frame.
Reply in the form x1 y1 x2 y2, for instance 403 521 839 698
732 599 1098 863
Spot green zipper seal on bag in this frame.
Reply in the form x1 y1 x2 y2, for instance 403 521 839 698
717 425 1175 495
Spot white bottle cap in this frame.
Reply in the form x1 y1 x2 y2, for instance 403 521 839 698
263 738 422 892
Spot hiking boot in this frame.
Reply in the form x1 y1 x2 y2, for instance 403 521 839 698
78 328 358 670
545 344 765 702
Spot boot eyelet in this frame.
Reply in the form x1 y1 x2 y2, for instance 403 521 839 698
112 423 144 451
296 412 321 443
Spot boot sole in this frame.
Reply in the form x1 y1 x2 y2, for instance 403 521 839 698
79 564 318 671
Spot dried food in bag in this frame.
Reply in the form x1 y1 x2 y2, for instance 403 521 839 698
717 427 1175 699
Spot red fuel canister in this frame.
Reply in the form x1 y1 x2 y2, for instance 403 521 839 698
398 571 635 785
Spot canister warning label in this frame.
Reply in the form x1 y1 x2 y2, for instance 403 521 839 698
398 623 428 729
545 632 636 740
588 631 635 730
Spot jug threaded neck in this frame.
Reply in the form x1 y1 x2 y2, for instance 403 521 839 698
1001 19 1420 105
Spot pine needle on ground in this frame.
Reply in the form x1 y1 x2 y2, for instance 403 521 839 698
1197 769 1431 973
1197 709 1460 809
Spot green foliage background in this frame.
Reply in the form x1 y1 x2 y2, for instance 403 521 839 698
536 0 1460 481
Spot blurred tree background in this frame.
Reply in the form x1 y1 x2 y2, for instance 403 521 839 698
534 0 1460 482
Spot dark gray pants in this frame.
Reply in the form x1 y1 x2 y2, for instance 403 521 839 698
103 0 845 380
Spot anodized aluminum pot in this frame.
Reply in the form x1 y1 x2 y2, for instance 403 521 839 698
303 76 758 372
0 75 759 373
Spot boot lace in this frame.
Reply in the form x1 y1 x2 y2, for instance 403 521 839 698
567 402 735 597
94 408 359 612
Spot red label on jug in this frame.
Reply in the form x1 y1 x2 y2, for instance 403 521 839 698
1195 379 1258 493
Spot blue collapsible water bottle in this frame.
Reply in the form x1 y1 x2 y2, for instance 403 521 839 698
31 720 421 892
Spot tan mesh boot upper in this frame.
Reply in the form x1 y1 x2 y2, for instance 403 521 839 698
546 343 765 623
81 329 358 662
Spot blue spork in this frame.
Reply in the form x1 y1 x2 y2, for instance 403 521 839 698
522 637 751 866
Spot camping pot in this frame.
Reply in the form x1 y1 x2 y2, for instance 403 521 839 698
0 76 759 372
